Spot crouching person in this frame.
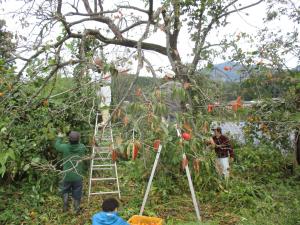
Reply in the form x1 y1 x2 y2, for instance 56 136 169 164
54 131 86 214
92 198 129 225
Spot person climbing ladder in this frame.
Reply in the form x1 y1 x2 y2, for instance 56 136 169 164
93 57 112 127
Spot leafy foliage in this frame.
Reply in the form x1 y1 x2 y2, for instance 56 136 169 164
1 144 300 225
0 20 16 66
0 75 95 182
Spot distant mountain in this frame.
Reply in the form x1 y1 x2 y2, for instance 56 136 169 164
203 62 300 83
210 62 244 82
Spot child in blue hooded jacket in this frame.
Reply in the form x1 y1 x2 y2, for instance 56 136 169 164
92 198 129 225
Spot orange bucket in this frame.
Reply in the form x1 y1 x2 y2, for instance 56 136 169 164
128 215 163 225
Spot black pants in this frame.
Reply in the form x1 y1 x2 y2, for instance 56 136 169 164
62 180 83 201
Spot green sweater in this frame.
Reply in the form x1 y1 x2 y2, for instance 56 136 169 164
54 137 86 182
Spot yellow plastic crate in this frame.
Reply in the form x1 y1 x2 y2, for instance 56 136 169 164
128 215 163 225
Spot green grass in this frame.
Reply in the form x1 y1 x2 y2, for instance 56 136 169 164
1 147 300 225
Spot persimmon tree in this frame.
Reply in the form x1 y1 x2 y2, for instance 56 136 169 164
5 0 269 81
1 0 266 131
1 0 300 181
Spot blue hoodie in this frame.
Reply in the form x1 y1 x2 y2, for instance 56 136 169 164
92 211 129 225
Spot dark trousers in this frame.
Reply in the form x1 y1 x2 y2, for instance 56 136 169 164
62 180 83 201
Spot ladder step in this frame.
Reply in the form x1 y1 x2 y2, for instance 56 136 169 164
93 164 115 167
89 117 120 200
97 132 111 136
93 158 111 161
94 146 111 150
96 149 111 152
97 124 112 128
91 178 117 181
95 139 113 145
94 151 111 154
90 191 120 195
95 133 111 136
92 167 114 171
96 139 112 142
95 136 111 139
93 151 111 156
96 146 111 149
94 145 112 148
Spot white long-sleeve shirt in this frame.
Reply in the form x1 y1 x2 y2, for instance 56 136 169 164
89 69 112 107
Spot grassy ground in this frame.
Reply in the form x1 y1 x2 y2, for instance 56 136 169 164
1 146 300 225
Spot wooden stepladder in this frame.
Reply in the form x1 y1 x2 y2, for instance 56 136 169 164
139 127 201 222
88 113 121 202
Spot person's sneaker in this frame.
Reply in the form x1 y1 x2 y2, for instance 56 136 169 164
63 205 68 213
63 194 68 212
75 207 81 215
74 200 81 215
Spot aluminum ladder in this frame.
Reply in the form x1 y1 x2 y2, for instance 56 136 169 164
88 113 121 202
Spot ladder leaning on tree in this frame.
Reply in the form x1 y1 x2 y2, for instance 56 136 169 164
88 112 121 202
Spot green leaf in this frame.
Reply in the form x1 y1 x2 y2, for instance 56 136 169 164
23 164 30 171
6 149 15 160
32 157 41 163
290 112 300 122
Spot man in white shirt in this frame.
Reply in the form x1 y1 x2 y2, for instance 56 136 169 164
92 57 112 127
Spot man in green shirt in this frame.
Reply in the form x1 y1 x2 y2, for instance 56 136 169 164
54 131 86 214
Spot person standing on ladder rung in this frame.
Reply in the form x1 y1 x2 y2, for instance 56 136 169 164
92 57 112 127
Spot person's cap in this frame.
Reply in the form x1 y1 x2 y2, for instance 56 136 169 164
94 57 103 68
164 70 175 78
211 126 222 132
69 131 80 142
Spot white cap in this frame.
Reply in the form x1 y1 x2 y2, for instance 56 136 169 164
164 69 175 78
210 122 220 130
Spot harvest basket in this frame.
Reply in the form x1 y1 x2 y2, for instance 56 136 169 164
128 215 163 225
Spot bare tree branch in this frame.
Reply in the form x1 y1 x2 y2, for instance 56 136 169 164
94 0 97 13
162 6 182 76
98 0 104 13
117 5 148 14
14 35 71 82
65 10 118 16
67 14 124 40
148 0 153 20
101 1 153 131
190 0 264 75
170 0 180 49
219 0 264 19
57 0 62 15
120 20 150 33
67 28 167 55
143 57 159 83
81 0 93 14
